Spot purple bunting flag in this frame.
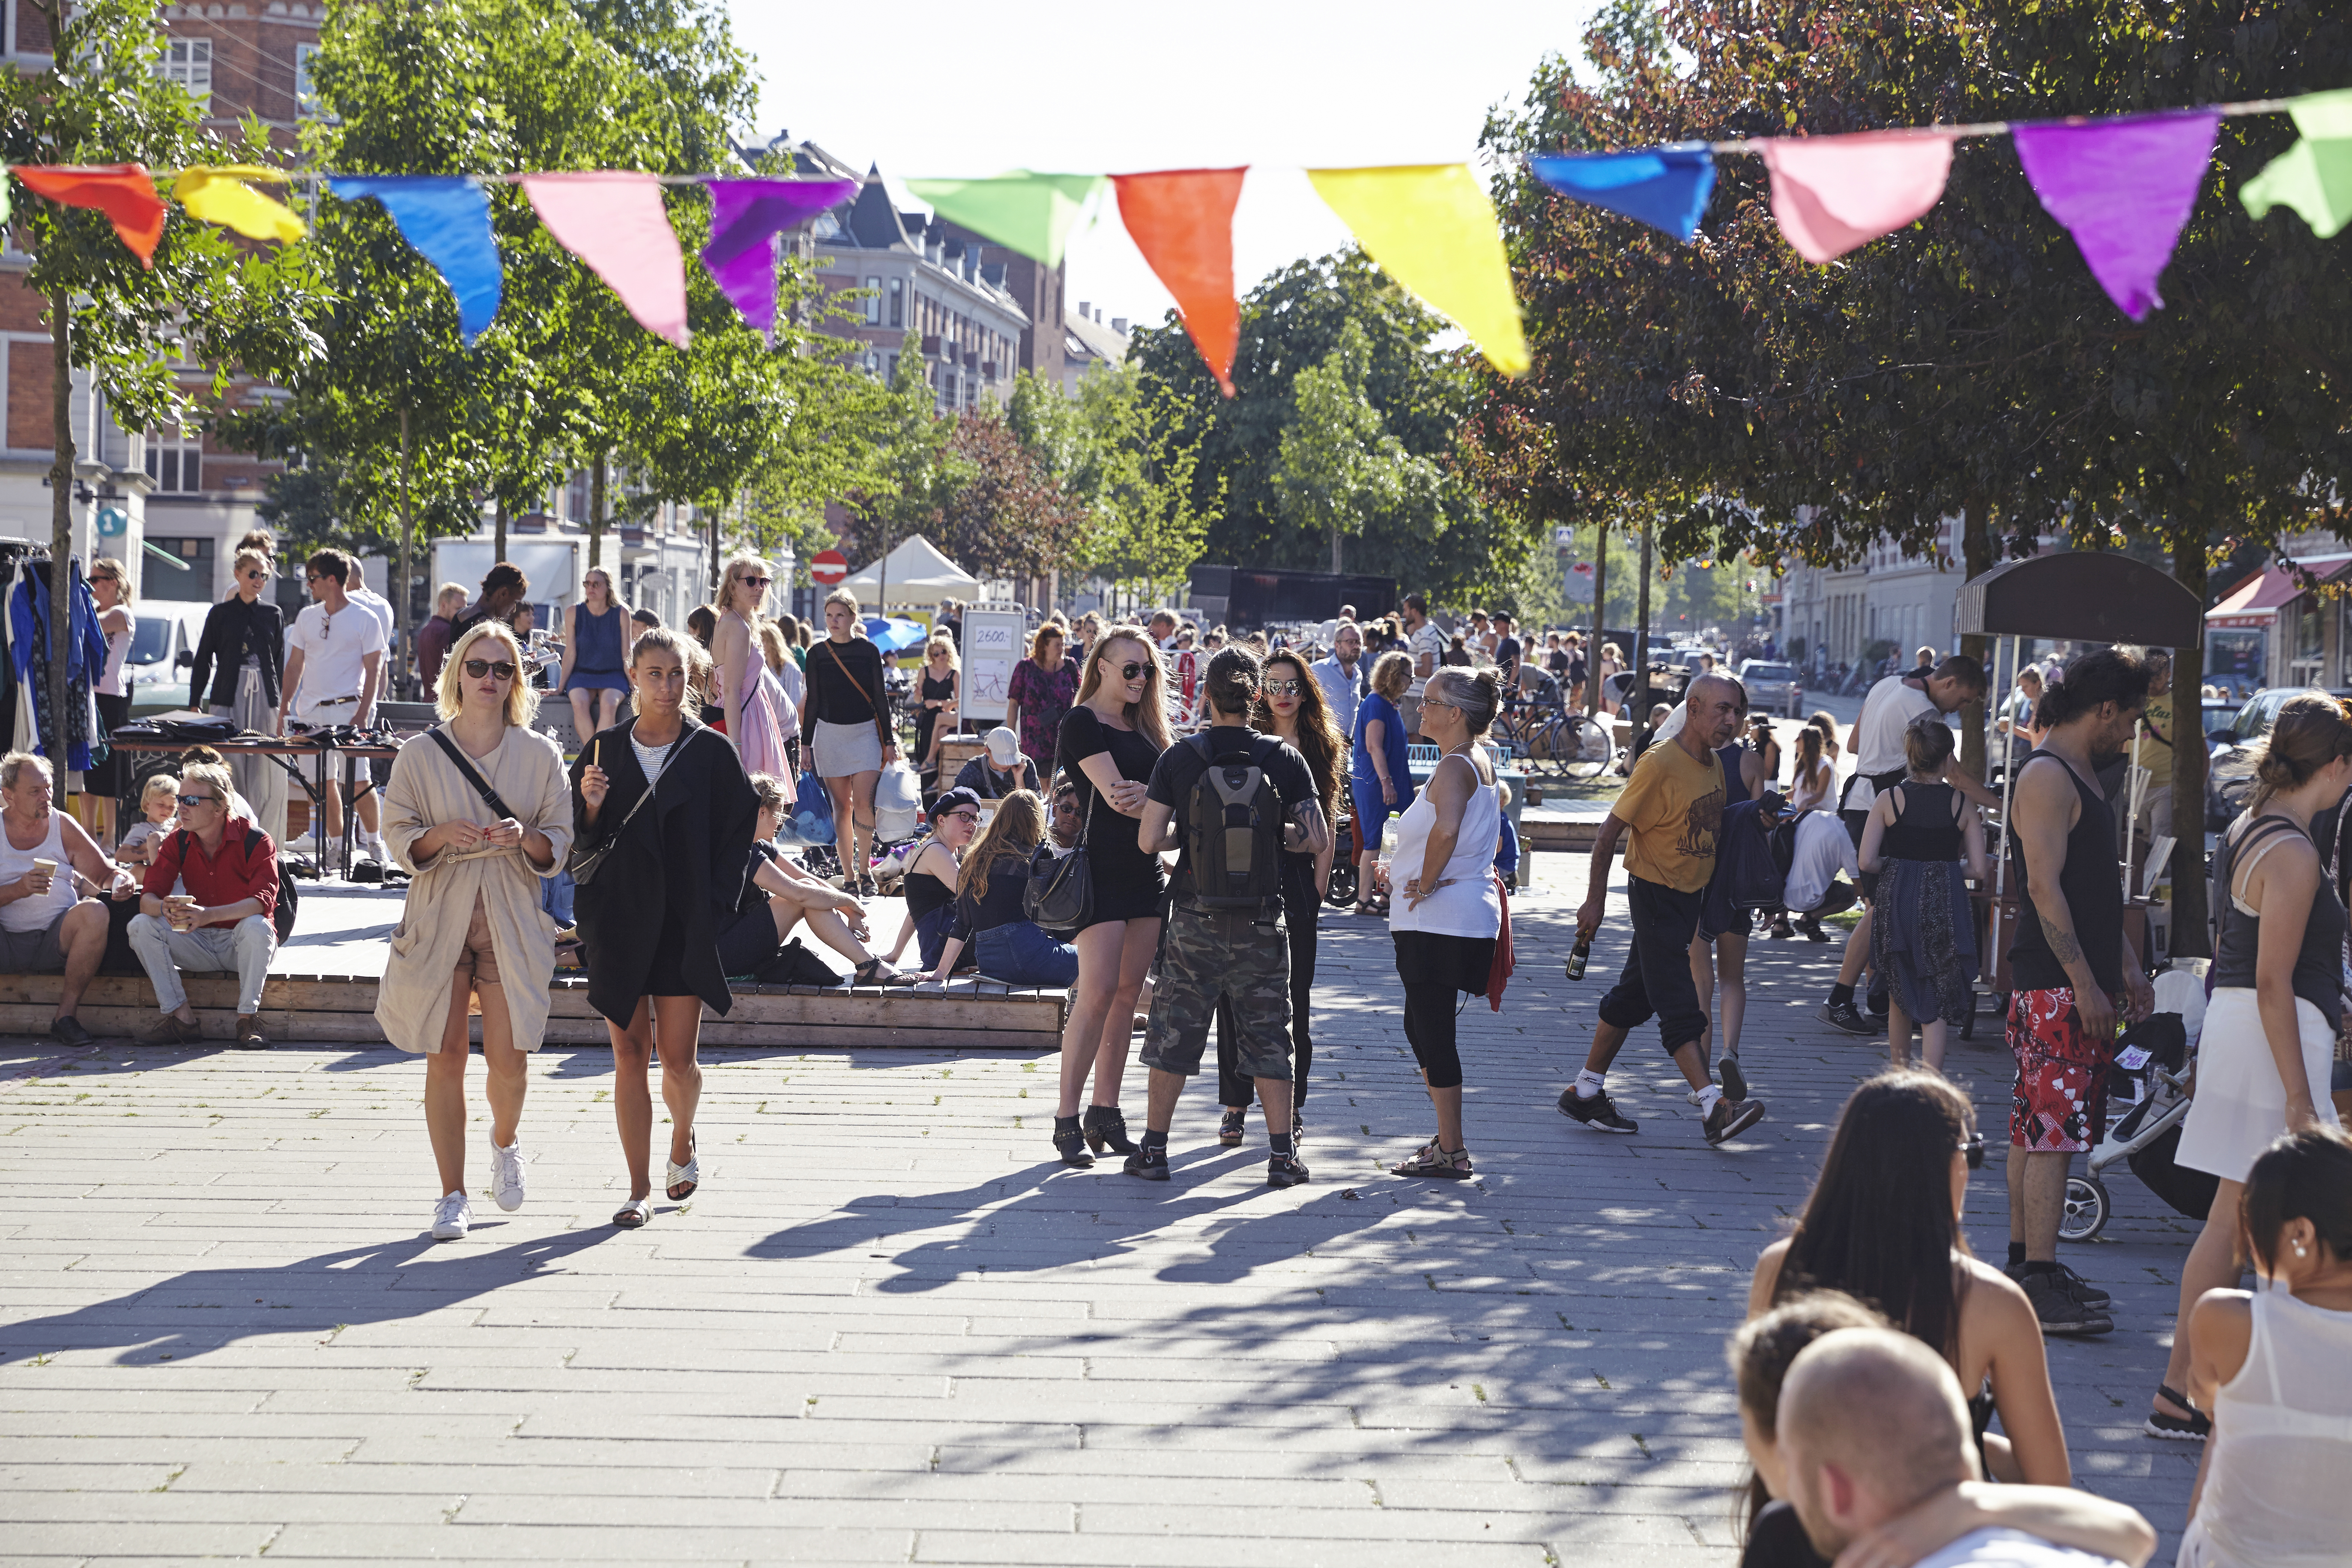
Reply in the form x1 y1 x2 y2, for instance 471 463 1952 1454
703 178 858 341
2012 112 2220 320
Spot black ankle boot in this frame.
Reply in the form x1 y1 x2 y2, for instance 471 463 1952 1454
1052 1115 1094 1168
1082 1104 1138 1156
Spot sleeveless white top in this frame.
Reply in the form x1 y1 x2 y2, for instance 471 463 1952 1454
2183 1288 2352 1566
0 808 74 933
99 612 134 697
1387 753 1502 939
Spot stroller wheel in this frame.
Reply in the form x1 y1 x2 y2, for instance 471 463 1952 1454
2059 1175 2109 1243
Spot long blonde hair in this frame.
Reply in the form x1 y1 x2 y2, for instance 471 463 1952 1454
960 789 1046 905
757 619 792 675
436 622 540 726
720 556 771 618
1074 625 1171 752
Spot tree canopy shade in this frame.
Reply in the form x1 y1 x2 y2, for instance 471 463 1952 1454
1470 0 2352 956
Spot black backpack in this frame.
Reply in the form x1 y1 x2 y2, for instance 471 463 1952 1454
1183 734 1285 908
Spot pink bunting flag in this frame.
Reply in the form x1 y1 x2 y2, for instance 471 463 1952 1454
2012 113 2220 320
520 172 689 346
1755 130 1961 263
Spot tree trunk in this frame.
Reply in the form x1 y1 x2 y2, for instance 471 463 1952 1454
588 451 607 572
396 408 414 699
1957 498 1996 784
1633 518 1653 700
1330 516 1342 576
493 496 507 563
709 499 722 597
46 293 73 808
2170 533 2210 960
1587 522 1608 717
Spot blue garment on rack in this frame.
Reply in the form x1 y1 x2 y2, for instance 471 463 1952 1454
10 559 109 771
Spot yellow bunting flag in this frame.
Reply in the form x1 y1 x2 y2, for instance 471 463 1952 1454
1304 164 1528 376
173 164 305 244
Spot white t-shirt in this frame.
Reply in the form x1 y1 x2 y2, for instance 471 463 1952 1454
284 600 388 717
347 586 397 649
1848 674 1940 813
1406 621 1446 697
1908 1527 2124 1568
1782 810 1860 913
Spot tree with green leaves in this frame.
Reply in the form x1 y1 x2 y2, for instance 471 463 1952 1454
1273 319 1418 576
0 0 323 786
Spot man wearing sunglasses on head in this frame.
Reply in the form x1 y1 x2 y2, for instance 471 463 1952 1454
128 762 280 1048
278 549 389 867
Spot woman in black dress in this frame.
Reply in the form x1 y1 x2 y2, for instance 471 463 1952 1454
1050 625 1170 1167
571 627 759 1229
912 636 958 787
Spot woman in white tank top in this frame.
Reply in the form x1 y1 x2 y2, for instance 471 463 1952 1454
1386 667 1504 1181
2178 1128 2352 1567
88 558 136 846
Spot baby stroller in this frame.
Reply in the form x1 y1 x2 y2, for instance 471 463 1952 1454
2059 1013 2219 1242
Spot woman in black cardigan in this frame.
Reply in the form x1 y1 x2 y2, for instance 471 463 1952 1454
187 548 287 840
571 626 759 1230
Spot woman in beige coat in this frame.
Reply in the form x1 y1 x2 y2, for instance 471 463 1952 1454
376 621 573 1243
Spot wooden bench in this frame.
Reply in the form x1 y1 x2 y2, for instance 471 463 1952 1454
0 972 1069 1051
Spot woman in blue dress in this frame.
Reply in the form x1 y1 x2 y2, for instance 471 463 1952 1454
562 567 631 740
1350 651 1416 916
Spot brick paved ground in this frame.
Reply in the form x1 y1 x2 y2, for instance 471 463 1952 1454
0 855 2199 1565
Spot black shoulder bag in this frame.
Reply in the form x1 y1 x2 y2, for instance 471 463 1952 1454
565 730 679 887
1024 767 1094 930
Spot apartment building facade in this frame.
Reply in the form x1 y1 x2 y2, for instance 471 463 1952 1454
1776 514 1967 677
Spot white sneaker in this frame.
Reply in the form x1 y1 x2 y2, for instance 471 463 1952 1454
430 1190 471 1239
489 1137 526 1212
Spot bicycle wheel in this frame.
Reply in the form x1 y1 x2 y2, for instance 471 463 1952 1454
1557 714 1611 780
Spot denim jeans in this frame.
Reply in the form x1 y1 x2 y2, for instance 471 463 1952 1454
973 921 1079 987
129 912 274 1016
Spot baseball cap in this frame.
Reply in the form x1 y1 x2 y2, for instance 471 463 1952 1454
985 726 1021 765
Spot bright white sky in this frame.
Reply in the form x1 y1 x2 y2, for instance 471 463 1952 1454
727 0 1601 331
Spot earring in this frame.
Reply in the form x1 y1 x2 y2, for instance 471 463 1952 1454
2295 1242 2309 1258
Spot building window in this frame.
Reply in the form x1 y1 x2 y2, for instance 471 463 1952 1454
888 278 903 328
294 42 322 116
863 276 881 325
887 353 898 382
144 537 215 603
864 350 879 376
144 427 202 493
157 38 212 113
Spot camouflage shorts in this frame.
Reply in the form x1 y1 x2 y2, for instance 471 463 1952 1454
1144 901 1291 1080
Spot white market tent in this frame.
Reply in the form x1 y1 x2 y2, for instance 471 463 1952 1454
843 534 980 607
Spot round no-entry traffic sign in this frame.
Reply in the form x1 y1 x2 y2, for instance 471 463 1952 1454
810 549 848 585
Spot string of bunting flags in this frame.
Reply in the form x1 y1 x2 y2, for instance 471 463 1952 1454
0 87 2340 394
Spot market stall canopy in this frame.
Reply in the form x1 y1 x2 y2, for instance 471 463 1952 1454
844 535 980 604
2206 553 2352 627
1954 552 2203 649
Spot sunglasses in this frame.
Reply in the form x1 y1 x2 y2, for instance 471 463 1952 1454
1117 661 1151 681
176 793 219 809
741 575 771 589
463 659 519 680
1266 679 1304 696
243 570 268 582
1962 1134 1985 1170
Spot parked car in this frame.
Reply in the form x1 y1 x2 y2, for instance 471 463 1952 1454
1736 658 1802 717
122 602 216 717
2205 685 2352 827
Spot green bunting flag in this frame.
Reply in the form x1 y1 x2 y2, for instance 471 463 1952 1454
902 171 1106 266
2242 88 2352 239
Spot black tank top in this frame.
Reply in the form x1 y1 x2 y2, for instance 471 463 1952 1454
2005 750 2126 995
1718 743 1752 806
2212 815 2347 1028
904 865 956 920
1880 781 1964 862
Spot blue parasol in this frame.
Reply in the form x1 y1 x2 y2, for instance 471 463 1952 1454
862 616 929 653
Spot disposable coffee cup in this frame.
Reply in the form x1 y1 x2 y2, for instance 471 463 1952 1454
30 857 56 884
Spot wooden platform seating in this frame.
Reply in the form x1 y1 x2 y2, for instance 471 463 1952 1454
0 972 1069 1051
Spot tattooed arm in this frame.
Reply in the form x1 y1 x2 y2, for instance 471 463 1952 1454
1285 799 1332 857
2012 756 2114 1042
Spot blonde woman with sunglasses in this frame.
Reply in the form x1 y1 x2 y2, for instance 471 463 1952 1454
563 566 632 739
1048 627 1169 1167
377 623 574 1242
710 557 793 785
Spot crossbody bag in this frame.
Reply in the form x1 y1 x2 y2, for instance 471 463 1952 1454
821 639 892 750
566 729 684 886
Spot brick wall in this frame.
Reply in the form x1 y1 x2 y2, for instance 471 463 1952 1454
9 337 52 451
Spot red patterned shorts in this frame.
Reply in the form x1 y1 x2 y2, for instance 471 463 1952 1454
2006 987 2111 1153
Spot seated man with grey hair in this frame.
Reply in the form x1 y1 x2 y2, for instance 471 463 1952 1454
0 751 129 1045
129 760 281 1048
1778 1327 2140 1566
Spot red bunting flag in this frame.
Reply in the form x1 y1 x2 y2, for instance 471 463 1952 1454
12 164 168 266
1111 168 1246 396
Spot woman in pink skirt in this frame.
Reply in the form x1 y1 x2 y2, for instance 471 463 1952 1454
709 556 793 785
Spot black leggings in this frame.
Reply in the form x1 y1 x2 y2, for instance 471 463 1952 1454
1391 929 1494 1091
1216 864 1318 1108
1401 982 1466 1090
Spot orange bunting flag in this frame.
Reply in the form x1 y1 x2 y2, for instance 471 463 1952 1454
1111 168 1246 396
13 164 168 266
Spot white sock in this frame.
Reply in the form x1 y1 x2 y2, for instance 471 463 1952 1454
1697 1084 1724 1114
1574 1069 1606 1099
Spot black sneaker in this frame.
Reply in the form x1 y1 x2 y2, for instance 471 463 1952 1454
48 1015 93 1048
1818 999 1877 1035
1703 1096 1766 1146
1123 1146 1170 1182
2008 1260 2110 1306
1267 1151 1309 1189
2017 1269 2113 1335
1558 1086 1638 1134
1717 1053 1748 1102
1217 1108 1246 1147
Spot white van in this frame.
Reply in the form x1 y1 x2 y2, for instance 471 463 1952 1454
121 601 218 716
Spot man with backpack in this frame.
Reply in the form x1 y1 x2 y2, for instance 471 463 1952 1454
127 759 280 1048
1131 645 1330 1187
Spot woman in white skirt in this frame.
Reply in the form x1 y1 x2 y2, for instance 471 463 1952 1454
2150 694 2350 1440
375 622 574 1243
798 588 896 896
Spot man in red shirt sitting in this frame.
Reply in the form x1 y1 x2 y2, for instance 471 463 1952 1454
129 761 280 1048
